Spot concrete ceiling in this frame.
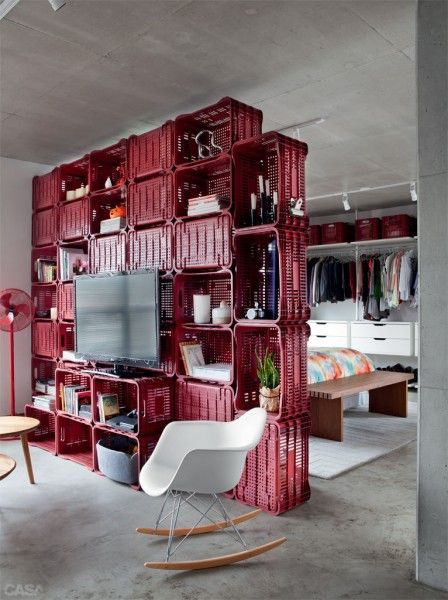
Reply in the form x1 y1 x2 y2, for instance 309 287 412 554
0 0 416 199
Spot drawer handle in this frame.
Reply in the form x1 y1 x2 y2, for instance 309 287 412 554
316 335 327 338
373 337 386 341
316 322 327 325
373 323 385 327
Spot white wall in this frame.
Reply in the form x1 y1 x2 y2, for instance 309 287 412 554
0 157 53 415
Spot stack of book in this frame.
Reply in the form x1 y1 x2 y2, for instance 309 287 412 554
60 384 91 418
34 258 57 283
187 193 230 217
59 247 88 281
32 394 55 411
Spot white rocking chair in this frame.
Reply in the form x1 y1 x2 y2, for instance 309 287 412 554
137 408 286 570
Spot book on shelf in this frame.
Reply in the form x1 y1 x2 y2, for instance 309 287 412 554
35 379 55 395
191 363 232 382
97 393 120 423
179 341 205 376
34 257 57 283
60 385 88 415
32 394 56 411
59 247 88 281
187 194 230 216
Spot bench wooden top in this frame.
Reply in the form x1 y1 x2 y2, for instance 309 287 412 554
309 371 414 400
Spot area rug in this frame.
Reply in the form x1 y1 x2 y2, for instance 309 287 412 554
309 401 418 479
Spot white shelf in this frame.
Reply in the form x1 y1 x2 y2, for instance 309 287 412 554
308 236 417 253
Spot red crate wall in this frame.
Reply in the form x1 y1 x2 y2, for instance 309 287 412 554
235 414 310 515
234 323 309 420
56 414 93 469
90 187 127 235
174 155 232 219
234 228 309 323
31 246 58 283
90 232 127 274
57 283 74 321
90 139 128 193
33 169 59 211
59 197 90 241
60 156 90 202
176 326 234 383
128 173 173 227
175 97 263 166
32 357 57 393
25 404 56 454
32 284 57 319
174 270 233 326
32 321 58 359
174 214 232 271
128 225 173 272
175 380 234 422
32 208 58 247
55 368 92 420
128 121 174 179
233 132 308 228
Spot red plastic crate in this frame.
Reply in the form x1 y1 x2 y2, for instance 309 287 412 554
355 218 382 241
174 214 232 271
89 232 127 274
31 246 58 283
31 283 57 319
56 414 93 469
159 324 175 376
59 197 90 241
159 274 174 324
128 121 174 179
128 225 173 272
382 214 416 239
128 172 173 227
234 228 309 323
93 426 160 489
174 270 233 326
234 323 309 420
33 169 59 211
235 414 311 515
60 155 90 203
175 97 263 166
32 357 57 394
57 282 74 321
32 321 58 359
58 240 89 282
175 326 234 384
25 404 56 454
32 207 58 247
90 187 127 235
92 375 173 435
232 132 308 228
321 222 354 244
59 321 75 357
175 380 234 422
309 225 321 246
90 139 128 193
55 368 92 421
174 155 232 219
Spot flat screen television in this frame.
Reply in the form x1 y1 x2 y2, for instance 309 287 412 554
74 269 160 368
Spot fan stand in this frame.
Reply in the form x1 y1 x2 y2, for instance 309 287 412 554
9 318 16 417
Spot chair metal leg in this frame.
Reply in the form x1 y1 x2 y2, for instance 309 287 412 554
166 492 182 562
155 491 171 531
214 494 247 549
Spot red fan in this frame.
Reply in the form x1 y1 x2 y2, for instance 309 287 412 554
0 289 35 416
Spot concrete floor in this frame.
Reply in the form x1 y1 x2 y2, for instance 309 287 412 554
1 439 447 600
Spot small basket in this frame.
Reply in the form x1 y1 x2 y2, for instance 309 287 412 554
96 437 139 485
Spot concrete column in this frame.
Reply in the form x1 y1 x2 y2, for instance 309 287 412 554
416 0 448 592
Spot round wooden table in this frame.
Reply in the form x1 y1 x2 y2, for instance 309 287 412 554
0 453 16 481
0 416 40 484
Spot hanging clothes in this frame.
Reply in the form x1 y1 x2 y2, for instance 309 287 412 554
307 257 357 307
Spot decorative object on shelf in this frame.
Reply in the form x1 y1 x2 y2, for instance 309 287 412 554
256 350 280 413
50 307 58 321
191 363 232 382
193 294 211 324
179 341 205 375
100 217 126 234
194 129 223 160
66 190 76 201
105 176 113 189
289 197 304 217
245 301 265 320
109 204 126 219
98 393 120 423
212 300 231 325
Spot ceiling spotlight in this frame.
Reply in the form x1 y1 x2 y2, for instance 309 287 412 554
342 193 351 211
48 0 66 10
410 181 418 202
277 117 327 134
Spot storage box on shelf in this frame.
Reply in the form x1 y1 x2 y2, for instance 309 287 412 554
175 97 262 166
90 186 127 235
175 325 234 384
321 222 354 244
234 227 309 323
128 121 174 180
59 155 90 203
57 282 74 321
173 270 233 326
32 246 58 284
89 232 127 274
355 218 381 241
128 225 173 272
92 375 173 435
93 426 160 489
174 155 232 219
59 196 90 241
32 207 58 247
33 168 59 211
32 320 58 359
309 224 321 246
234 322 309 420
175 379 234 422
25 404 56 454
128 172 174 227
232 131 308 229
55 368 92 421
56 414 93 469
32 356 57 394
31 283 57 320
174 214 232 271
235 413 310 515
58 321 75 359
382 214 416 239
90 139 127 194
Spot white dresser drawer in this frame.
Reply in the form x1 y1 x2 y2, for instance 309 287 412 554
309 320 348 337
351 336 412 356
309 335 348 349
351 321 412 340
414 323 419 356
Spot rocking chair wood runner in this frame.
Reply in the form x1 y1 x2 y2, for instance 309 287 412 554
137 408 287 570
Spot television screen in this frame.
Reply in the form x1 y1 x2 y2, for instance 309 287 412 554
74 270 160 368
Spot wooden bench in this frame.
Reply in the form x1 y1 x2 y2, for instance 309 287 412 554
308 371 414 442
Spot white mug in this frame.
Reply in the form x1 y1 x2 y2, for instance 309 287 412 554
193 294 211 324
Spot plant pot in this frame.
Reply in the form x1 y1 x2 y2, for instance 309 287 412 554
259 385 280 413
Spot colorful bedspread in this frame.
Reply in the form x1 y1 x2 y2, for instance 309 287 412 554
308 348 375 384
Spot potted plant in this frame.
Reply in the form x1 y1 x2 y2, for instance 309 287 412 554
256 350 280 412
